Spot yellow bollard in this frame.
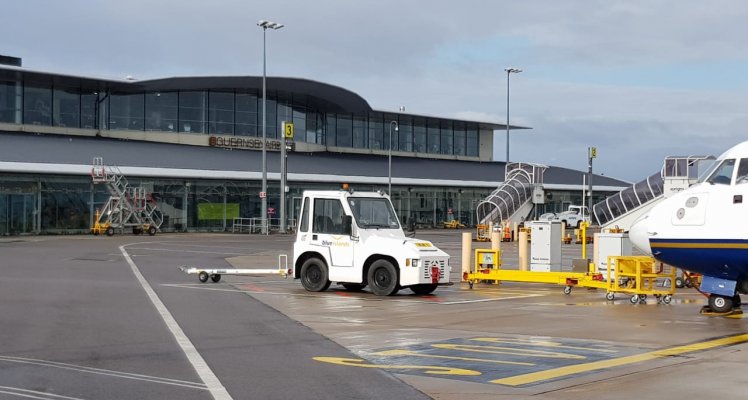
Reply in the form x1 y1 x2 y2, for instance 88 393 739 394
461 232 472 281
518 229 529 271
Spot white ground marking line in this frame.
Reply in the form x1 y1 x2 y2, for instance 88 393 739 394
120 245 233 400
125 247 249 256
0 386 86 400
0 356 206 390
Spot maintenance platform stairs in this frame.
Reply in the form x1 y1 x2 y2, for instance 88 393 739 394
91 157 164 236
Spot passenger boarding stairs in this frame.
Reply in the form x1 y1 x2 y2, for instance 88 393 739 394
476 163 547 227
92 157 164 234
592 155 713 231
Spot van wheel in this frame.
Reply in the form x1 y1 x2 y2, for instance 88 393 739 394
300 258 331 292
368 260 399 296
410 284 437 295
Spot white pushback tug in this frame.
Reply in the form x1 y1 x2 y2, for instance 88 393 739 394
293 188 450 295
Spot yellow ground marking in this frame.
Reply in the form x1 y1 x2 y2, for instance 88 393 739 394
432 344 586 360
372 349 535 366
471 338 618 354
492 333 748 386
313 357 480 376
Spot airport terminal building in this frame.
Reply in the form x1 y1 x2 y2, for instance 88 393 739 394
0 58 628 234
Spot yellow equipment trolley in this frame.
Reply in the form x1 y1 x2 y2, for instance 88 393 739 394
605 256 675 304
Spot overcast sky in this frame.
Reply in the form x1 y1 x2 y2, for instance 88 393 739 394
4 1 748 182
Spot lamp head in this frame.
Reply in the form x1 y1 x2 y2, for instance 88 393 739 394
504 67 522 74
258 20 284 29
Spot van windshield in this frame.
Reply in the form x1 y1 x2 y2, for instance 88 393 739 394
347 197 400 229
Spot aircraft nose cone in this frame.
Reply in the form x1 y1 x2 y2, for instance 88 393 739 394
629 214 652 255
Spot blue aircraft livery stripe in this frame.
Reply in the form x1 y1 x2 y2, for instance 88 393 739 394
651 239 748 249
649 239 748 280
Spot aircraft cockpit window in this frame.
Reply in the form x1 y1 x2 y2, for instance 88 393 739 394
736 158 748 184
706 158 736 185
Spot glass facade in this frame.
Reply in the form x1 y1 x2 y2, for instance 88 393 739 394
0 73 557 235
0 75 484 157
0 171 617 235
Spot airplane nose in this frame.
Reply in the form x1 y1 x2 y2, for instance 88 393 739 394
629 214 652 254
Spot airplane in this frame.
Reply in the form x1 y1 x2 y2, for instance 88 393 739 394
630 140 748 314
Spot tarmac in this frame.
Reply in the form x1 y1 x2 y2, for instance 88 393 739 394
1 230 746 400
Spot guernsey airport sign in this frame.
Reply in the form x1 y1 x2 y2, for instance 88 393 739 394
208 135 292 151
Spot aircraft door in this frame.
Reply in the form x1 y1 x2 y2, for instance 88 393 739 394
312 198 353 268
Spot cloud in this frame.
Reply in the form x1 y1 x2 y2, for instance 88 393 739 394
4 0 748 183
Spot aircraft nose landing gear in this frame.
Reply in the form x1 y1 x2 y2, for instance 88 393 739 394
701 294 743 316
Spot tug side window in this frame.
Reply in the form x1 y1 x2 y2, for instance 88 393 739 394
313 199 346 234
299 198 309 232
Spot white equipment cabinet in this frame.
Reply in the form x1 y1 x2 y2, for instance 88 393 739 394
596 232 632 276
529 221 562 272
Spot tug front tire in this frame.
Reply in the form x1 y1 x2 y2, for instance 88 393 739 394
300 258 331 292
368 260 399 296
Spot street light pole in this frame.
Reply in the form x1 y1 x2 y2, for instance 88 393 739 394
388 121 398 195
257 19 284 234
504 67 522 164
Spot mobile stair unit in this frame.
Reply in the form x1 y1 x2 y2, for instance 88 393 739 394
476 163 547 228
90 157 164 236
592 155 714 231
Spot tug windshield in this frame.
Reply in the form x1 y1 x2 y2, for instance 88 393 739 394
347 197 400 229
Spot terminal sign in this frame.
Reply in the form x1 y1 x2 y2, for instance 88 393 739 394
208 135 294 152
